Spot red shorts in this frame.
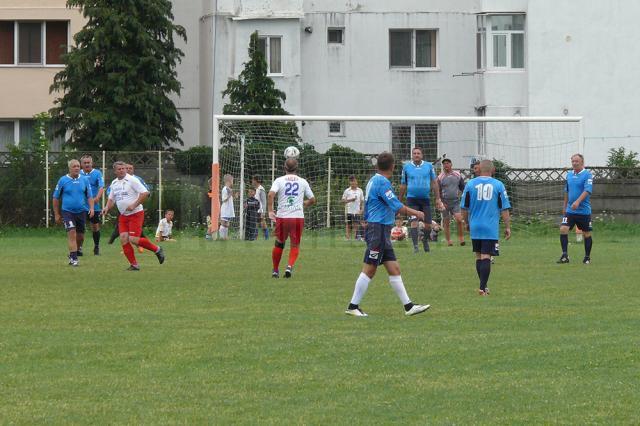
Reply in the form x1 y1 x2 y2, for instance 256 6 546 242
119 210 145 237
275 218 304 245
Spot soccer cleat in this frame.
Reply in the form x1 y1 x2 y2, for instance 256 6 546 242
423 241 430 252
284 266 293 278
345 308 368 317
484 287 490 295
405 304 431 316
68 258 79 267
127 264 140 271
272 270 280 278
94 246 100 256
155 247 165 264
583 256 591 264
557 255 570 264
478 289 486 296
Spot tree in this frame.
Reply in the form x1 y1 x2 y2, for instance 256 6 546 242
607 147 639 168
49 0 186 151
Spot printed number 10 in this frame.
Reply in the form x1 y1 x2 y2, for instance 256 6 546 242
475 183 494 201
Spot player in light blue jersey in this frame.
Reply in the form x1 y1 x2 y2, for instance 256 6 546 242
558 154 594 264
345 152 431 317
80 154 105 255
52 159 95 266
461 160 511 296
399 147 444 253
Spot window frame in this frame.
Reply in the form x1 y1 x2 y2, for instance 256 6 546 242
390 123 439 162
389 28 438 71
257 34 283 76
0 20 69 68
327 27 344 45
478 13 525 71
328 121 345 137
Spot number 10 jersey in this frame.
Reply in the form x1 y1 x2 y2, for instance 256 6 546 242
460 176 511 240
269 174 314 218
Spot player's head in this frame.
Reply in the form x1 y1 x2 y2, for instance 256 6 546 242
80 154 93 172
411 147 423 163
251 175 262 187
478 159 494 176
248 188 256 197
471 159 480 176
349 175 358 188
571 153 584 171
126 163 134 175
395 216 403 226
223 174 233 186
113 161 127 178
284 158 298 174
165 209 174 221
68 159 81 176
376 152 395 173
442 158 452 172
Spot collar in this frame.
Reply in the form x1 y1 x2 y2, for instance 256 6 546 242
572 168 585 175
412 160 424 167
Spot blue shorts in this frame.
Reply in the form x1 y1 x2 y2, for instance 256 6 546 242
62 211 86 234
363 223 397 265
561 214 592 232
87 211 101 224
472 239 499 256
406 197 432 224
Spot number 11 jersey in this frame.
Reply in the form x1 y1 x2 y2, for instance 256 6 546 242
461 176 511 240
269 174 314 218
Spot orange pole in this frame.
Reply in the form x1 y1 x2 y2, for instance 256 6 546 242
209 163 220 233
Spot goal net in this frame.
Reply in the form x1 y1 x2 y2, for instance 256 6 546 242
211 116 583 238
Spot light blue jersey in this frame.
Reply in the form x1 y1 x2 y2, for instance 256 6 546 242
134 174 149 190
53 174 92 214
461 177 511 240
364 173 404 225
565 169 593 215
401 161 436 199
80 168 104 211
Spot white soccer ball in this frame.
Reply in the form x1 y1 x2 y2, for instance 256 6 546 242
284 146 300 159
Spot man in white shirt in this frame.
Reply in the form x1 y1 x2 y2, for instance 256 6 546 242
268 158 316 278
102 161 165 270
341 175 364 240
252 175 269 240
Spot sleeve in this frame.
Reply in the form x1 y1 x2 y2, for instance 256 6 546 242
342 189 349 200
97 171 104 189
460 182 470 209
498 182 511 210
304 181 314 199
156 219 164 237
107 182 115 200
380 180 403 213
430 166 436 180
400 165 407 185
130 176 149 194
564 173 569 193
84 179 92 198
269 179 280 194
52 178 62 199
359 189 364 202
584 172 593 194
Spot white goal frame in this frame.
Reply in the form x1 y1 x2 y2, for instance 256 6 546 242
210 115 583 235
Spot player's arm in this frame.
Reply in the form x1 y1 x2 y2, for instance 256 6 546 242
399 167 407 201
267 191 277 221
460 184 470 230
340 189 350 204
126 191 149 211
94 186 104 204
501 209 511 240
562 193 568 216
304 197 316 208
52 197 62 224
431 177 444 211
86 185 95 217
571 190 591 211
398 204 424 222
303 184 316 207
155 220 163 242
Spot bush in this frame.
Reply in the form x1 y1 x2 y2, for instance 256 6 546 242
173 146 213 175
147 180 208 229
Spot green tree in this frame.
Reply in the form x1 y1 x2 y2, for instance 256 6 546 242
607 147 639 168
49 0 186 151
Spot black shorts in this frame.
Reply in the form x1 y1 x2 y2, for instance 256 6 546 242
363 223 397 265
346 213 362 224
87 211 101 224
406 197 432 224
472 239 499 256
561 214 592 232
62 211 86 234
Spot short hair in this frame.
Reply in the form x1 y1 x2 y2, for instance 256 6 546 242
68 159 80 168
442 158 452 164
479 159 494 173
412 146 423 154
377 152 395 171
113 161 126 170
571 153 584 161
223 174 233 181
348 175 356 181
165 209 174 214
284 158 298 173
252 175 262 183
80 154 93 161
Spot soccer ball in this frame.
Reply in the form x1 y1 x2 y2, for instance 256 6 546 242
284 146 300 159
391 227 406 241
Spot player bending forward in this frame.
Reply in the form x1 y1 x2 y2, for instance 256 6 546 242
345 152 431 317
103 161 165 270
268 158 316 278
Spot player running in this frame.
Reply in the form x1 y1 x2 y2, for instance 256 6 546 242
558 154 594 264
461 160 512 296
268 158 316 278
345 152 431 317
103 161 165 270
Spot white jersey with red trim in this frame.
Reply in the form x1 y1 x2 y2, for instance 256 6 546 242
108 174 149 216
269 174 314 219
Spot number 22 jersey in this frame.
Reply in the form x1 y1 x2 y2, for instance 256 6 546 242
269 174 314 218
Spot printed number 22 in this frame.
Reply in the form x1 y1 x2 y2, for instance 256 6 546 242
284 182 299 196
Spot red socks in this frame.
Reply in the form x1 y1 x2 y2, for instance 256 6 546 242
137 237 158 253
272 246 284 271
288 246 299 268
122 243 137 265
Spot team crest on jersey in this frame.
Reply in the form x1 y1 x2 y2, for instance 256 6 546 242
384 190 394 200
287 196 295 205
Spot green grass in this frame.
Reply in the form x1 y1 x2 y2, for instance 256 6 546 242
1 228 639 424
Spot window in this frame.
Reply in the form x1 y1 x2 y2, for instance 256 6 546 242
389 29 437 69
257 35 282 74
0 21 68 66
0 122 15 150
328 121 344 137
477 14 525 70
391 124 438 163
328 28 344 44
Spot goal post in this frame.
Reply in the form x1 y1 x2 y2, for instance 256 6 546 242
211 115 583 237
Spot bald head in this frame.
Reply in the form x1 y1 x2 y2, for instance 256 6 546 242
284 158 298 173
478 160 495 176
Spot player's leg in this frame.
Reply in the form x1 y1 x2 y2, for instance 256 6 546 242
108 214 120 244
345 214 351 240
285 219 304 277
406 198 420 252
442 207 452 245
346 224 381 316
421 199 432 252
580 216 593 264
453 209 465 245
558 215 571 263
383 258 430 316
74 213 86 256
271 218 286 277
91 216 101 255
63 213 80 265
129 212 164 263
352 215 360 240
118 214 139 269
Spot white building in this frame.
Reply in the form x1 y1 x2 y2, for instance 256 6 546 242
172 0 640 167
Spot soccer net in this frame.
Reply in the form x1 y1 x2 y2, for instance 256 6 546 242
211 116 583 238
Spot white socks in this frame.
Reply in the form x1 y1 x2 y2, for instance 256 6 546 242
350 272 371 305
389 275 411 305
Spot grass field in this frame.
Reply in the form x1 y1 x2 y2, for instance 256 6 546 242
1 226 639 424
